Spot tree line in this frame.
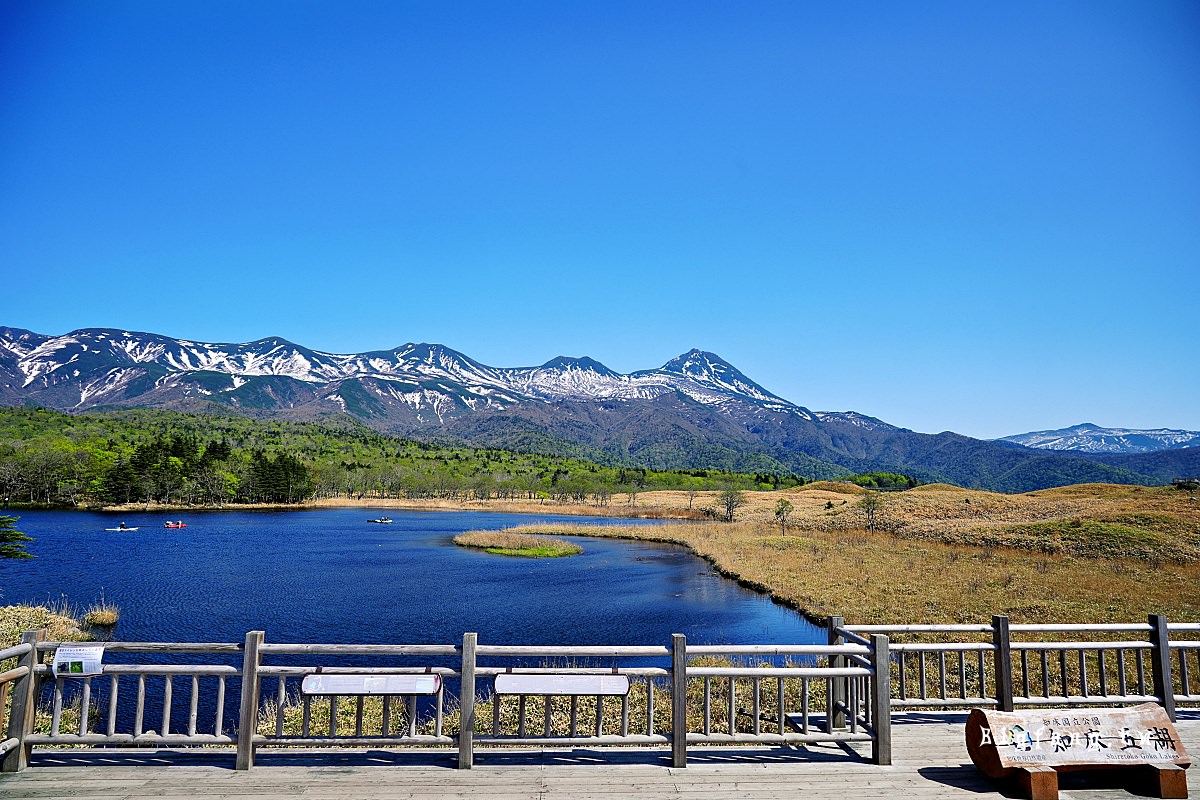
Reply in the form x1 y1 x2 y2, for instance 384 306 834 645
0 407 812 508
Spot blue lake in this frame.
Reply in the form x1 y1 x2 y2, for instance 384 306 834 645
0 509 821 648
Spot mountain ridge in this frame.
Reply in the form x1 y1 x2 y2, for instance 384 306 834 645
999 422 1200 454
2 325 1195 492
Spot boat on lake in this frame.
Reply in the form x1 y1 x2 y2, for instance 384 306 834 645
368 516 393 524
105 524 139 531
164 520 187 528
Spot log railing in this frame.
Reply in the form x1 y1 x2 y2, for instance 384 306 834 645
0 630 889 771
841 614 1200 719
0 637 37 767
3 615 1196 773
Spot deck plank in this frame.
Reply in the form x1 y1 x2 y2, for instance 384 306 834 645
0 712 1194 799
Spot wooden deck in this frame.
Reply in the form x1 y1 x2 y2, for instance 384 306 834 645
2 712 1195 799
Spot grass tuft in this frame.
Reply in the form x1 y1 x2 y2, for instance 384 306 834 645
83 598 120 628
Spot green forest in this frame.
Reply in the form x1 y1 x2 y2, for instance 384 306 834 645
0 407 813 507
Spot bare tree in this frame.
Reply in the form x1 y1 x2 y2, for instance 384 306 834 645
717 488 746 522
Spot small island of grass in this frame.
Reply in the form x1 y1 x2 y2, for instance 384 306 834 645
453 529 582 558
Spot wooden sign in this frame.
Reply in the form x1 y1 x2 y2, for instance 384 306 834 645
967 703 1190 776
967 704 1190 800
494 673 631 697
301 673 441 696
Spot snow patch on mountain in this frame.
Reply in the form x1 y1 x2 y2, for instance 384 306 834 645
999 423 1200 454
76 368 139 406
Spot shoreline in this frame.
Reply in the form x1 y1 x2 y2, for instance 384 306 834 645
9 484 1195 625
51 495 708 520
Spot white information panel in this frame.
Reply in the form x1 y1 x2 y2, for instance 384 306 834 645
301 673 442 696
494 673 630 696
52 644 105 677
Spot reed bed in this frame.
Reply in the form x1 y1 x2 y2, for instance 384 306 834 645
499 518 1200 625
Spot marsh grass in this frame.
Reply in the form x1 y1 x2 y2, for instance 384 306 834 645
82 594 120 628
453 530 583 558
508 517 1200 624
1 601 90 648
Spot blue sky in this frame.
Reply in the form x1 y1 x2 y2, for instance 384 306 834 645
2 1 1197 439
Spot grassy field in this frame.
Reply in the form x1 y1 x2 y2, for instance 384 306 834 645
491 482 1200 625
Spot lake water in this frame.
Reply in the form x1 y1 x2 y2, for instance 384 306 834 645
0 508 821 648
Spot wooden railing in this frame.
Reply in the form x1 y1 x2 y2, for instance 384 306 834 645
0 630 890 771
3 615 1195 773
0 638 36 762
838 614 1200 718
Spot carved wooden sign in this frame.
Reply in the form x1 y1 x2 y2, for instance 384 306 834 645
301 673 441 696
966 703 1191 778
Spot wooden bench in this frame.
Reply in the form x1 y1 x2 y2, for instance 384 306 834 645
966 703 1191 800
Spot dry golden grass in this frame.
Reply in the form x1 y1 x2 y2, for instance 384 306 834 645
503 516 1200 625
1 602 90 648
82 600 120 628
453 530 582 558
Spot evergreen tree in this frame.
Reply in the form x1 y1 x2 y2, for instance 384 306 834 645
0 515 34 559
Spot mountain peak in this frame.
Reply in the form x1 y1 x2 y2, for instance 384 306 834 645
661 349 732 375
656 349 786 406
539 356 617 376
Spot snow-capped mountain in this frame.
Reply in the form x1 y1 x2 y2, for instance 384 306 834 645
0 327 808 418
999 423 1200 454
3 326 1195 491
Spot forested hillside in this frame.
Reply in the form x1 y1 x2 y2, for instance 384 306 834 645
0 408 808 507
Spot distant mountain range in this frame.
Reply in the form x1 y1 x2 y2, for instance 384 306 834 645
998 423 1200 454
2 325 1196 492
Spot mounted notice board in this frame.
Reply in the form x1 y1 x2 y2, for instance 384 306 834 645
493 673 631 696
300 673 442 696
52 645 105 677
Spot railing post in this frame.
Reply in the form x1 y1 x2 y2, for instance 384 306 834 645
869 634 891 766
992 615 1014 711
827 615 846 729
671 633 687 768
235 630 264 770
2 630 45 774
1148 614 1176 721
458 632 477 769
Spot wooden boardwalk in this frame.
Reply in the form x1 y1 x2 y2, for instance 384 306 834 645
2 712 1195 799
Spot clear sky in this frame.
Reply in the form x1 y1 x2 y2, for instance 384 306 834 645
2 1 1197 440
